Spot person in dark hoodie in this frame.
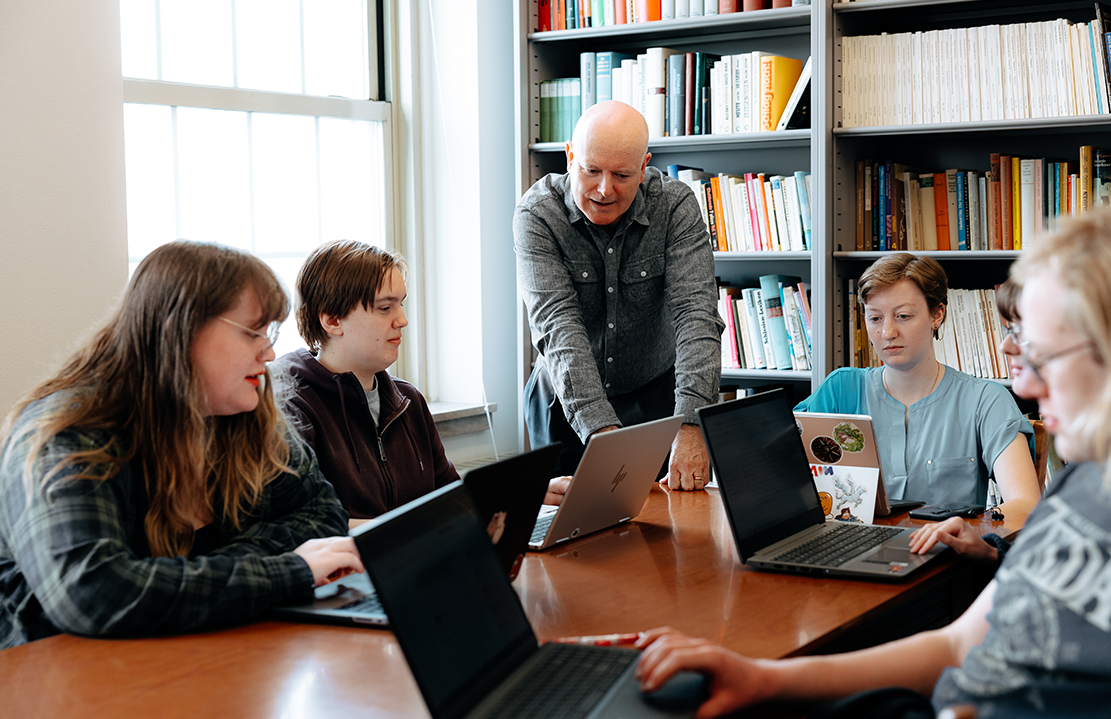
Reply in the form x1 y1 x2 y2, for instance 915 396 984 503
273 240 569 529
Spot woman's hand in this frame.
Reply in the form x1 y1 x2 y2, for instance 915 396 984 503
293 536 365 586
636 627 775 718
909 517 998 562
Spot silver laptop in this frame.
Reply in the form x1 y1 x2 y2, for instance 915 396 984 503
795 412 925 516
699 390 944 580
269 444 560 627
356 482 707 719
529 415 685 550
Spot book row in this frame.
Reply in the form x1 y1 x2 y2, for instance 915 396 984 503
855 147 1111 252
676 166 812 252
537 0 807 33
842 15 1111 128
846 283 1013 381
540 49 807 142
719 275 812 372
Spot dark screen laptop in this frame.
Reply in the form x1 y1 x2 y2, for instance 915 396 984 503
698 390 944 580
269 443 560 627
356 481 707 719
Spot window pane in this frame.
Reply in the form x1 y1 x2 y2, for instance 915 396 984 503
119 0 158 80
251 113 319 255
319 117 383 246
123 104 177 259
176 107 251 248
236 0 302 94
161 0 234 87
265 255 314 357
304 0 370 99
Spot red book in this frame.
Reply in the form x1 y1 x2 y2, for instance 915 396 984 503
539 0 552 31
989 153 1002 250
933 172 950 251
719 0 739 11
772 0 791 6
743 0 769 9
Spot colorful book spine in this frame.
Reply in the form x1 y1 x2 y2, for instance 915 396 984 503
759 274 799 370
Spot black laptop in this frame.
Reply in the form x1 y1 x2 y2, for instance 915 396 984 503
698 389 944 580
269 443 560 627
356 481 707 719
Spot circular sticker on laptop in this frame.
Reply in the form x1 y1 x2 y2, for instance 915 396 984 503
810 435 842 464
833 422 865 453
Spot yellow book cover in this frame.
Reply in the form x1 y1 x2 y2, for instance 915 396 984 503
759 55 804 131
1012 156 1022 250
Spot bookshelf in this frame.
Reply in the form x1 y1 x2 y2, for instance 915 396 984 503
512 0 1111 438
829 0 1111 382
512 2 832 420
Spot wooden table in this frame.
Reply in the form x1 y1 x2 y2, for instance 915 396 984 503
1 486 1022 719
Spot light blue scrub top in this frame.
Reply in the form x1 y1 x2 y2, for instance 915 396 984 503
795 366 1033 506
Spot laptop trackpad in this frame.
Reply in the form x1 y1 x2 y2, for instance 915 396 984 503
590 665 706 718
862 547 914 564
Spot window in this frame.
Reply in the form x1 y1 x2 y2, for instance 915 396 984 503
119 0 390 361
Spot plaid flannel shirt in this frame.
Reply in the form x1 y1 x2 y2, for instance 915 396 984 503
0 395 348 648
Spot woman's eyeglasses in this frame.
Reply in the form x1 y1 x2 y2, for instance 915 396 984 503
219 317 280 351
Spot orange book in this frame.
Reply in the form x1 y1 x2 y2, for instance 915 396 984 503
636 0 661 22
1000 155 1013 251
710 177 728 251
932 172 950 250
615 0 627 23
759 55 804 131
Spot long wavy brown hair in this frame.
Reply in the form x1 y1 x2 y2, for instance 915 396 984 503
1 241 292 557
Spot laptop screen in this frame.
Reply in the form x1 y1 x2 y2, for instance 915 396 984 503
356 483 537 719
698 389 826 562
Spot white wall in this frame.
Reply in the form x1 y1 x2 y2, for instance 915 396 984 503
0 1 130 418
419 0 518 461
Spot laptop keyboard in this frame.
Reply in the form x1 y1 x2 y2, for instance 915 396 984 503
474 643 636 719
773 524 904 567
530 513 555 545
338 591 384 616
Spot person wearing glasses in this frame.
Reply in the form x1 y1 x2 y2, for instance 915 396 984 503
909 277 1031 563
635 211 1111 718
0 241 359 648
795 253 1040 518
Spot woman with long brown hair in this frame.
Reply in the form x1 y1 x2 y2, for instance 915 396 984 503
0 241 360 648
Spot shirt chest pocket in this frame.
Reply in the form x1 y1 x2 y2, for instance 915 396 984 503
566 259 604 322
924 456 981 506
619 256 666 319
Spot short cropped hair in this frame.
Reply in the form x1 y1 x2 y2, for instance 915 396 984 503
295 240 407 354
858 252 949 339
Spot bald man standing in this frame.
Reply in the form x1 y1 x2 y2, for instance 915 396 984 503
514 101 725 490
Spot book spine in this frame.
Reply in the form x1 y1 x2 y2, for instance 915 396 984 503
750 289 774 368
759 275 796 370
667 54 686 137
955 171 968 251
794 171 812 250
580 53 596 112
856 161 865 251
1011 156 1022 249
933 172 950 251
